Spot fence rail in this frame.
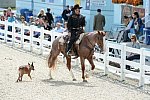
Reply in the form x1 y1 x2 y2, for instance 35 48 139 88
0 21 150 87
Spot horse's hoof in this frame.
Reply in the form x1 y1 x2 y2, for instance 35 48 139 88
83 80 88 82
73 79 77 81
85 74 89 78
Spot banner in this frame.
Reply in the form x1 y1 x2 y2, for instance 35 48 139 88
75 0 80 5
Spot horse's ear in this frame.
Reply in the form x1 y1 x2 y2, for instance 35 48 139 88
102 31 106 36
28 63 30 65
97 31 100 34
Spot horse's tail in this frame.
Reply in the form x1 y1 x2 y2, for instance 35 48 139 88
48 51 58 70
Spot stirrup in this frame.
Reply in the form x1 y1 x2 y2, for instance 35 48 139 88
72 56 78 59
66 50 71 56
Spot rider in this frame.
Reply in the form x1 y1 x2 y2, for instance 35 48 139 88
66 4 86 57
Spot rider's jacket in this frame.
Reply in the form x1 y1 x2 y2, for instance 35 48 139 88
67 14 85 33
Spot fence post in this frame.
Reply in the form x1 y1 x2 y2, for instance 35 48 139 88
21 24 24 48
12 22 15 46
75 58 80 66
104 40 108 75
139 48 145 87
40 27 44 55
51 31 55 44
4 21 8 43
121 43 126 81
30 25 34 52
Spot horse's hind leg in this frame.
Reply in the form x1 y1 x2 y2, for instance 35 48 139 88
66 56 76 81
48 51 60 80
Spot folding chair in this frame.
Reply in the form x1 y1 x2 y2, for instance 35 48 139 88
108 25 126 57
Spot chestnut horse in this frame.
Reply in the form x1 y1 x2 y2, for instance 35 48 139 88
48 31 105 82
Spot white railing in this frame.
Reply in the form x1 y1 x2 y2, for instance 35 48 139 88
0 20 63 54
0 21 150 87
93 41 150 87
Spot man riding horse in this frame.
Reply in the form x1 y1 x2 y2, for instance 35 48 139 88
66 4 86 58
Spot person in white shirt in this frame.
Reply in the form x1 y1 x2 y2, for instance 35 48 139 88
51 22 64 33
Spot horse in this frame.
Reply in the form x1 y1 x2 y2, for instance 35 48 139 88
48 31 105 82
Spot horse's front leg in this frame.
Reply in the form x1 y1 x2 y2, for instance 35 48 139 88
66 56 76 81
86 56 95 78
80 58 87 82
49 68 53 80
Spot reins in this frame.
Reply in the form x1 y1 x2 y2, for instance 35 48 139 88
84 35 96 57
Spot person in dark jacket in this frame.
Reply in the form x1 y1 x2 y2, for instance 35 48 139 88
62 5 71 22
93 9 105 31
66 4 86 57
46 8 54 29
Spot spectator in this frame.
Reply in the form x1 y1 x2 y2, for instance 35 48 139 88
20 16 27 26
122 15 134 42
122 12 143 42
28 16 35 26
133 12 144 39
123 15 129 27
6 7 12 17
126 34 140 70
37 9 47 20
70 6 74 15
46 8 54 29
51 22 64 33
0 16 5 29
34 18 44 28
61 5 71 22
7 12 17 31
43 19 51 30
93 9 105 31
0 16 5 21
3 10 8 20
7 12 16 22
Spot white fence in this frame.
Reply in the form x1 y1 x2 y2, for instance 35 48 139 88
0 21 150 87
0 21 63 55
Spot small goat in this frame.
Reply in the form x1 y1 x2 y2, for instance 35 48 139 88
16 62 34 82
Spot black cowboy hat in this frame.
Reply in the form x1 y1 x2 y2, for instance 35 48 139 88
73 4 82 10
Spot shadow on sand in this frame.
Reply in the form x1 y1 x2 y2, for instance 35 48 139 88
41 79 97 88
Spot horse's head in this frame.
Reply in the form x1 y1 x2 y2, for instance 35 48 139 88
95 31 106 52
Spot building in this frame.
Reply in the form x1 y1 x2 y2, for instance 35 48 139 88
0 0 16 8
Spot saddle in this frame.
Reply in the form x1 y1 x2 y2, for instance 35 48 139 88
63 35 70 43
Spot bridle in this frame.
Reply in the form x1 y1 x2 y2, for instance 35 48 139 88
86 34 103 53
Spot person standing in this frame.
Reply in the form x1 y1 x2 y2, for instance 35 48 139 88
62 5 71 22
46 8 54 30
93 9 105 31
66 4 86 57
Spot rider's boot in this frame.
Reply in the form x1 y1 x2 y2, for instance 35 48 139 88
66 44 72 56
72 44 79 59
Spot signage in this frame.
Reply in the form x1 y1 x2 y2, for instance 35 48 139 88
91 0 106 7
86 0 90 10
